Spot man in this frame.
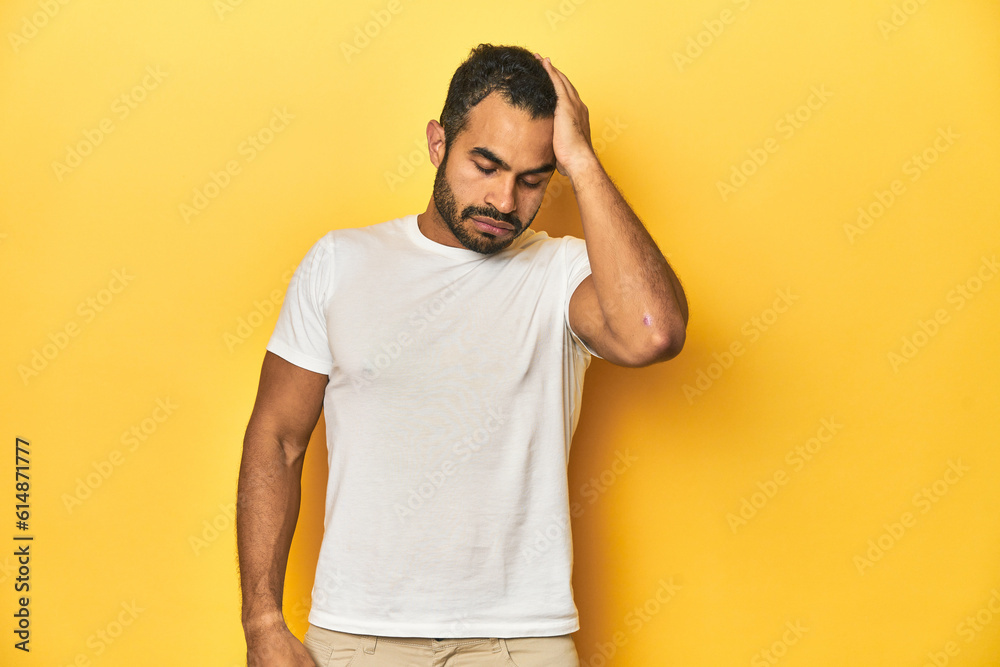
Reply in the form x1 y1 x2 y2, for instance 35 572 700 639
237 43 688 666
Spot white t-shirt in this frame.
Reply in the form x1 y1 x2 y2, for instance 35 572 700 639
266 212 601 638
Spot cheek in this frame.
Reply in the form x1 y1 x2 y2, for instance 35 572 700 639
523 186 547 207
454 175 489 204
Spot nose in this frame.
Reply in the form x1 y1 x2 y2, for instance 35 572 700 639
485 174 517 216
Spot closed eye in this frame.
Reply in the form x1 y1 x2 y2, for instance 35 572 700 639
475 163 543 188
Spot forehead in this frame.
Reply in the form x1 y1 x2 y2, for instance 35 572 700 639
457 92 555 165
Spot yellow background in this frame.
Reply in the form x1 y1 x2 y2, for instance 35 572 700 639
2 0 999 665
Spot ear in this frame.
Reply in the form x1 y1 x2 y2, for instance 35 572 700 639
426 120 446 168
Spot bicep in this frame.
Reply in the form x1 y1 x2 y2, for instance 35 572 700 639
568 275 643 367
245 350 328 455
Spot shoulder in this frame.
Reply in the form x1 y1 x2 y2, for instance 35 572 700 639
500 231 590 278
331 216 409 248
508 228 581 259
309 216 406 257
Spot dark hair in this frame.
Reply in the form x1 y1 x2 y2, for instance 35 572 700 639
439 43 557 153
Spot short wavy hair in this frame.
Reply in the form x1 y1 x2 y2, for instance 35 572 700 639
438 43 557 153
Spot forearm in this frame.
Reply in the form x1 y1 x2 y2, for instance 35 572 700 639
236 429 304 634
569 156 689 352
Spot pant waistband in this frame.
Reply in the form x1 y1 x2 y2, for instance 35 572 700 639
365 636 502 651
309 624 505 654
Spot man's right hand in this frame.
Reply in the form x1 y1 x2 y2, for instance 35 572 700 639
245 618 316 666
238 351 329 666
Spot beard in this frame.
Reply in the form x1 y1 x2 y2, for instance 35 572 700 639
431 148 538 255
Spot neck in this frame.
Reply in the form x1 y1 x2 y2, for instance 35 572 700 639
417 199 463 249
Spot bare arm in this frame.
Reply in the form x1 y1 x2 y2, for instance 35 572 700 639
567 164 689 366
536 54 688 366
237 350 328 665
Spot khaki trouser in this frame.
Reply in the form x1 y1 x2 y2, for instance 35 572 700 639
303 623 580 667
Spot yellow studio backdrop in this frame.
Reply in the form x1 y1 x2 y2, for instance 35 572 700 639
1 0 998 664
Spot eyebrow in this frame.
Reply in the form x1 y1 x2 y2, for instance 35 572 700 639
469 146 556 176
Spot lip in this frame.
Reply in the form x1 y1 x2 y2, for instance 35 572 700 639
471 216 514 234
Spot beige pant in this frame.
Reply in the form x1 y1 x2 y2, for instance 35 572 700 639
303 623 580 667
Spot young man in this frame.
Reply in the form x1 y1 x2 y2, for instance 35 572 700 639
237 44 688 666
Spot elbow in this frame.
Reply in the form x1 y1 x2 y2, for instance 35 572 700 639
277 435 310 467
243 423 310 469
640 325 686 366
662 327 686 360
640 300 688 365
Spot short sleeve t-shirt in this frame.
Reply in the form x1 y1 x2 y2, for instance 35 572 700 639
266 213 600 637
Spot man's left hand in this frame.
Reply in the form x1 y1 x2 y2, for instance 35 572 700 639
534 53 597 179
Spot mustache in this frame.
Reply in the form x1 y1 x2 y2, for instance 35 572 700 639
463 207 519 228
